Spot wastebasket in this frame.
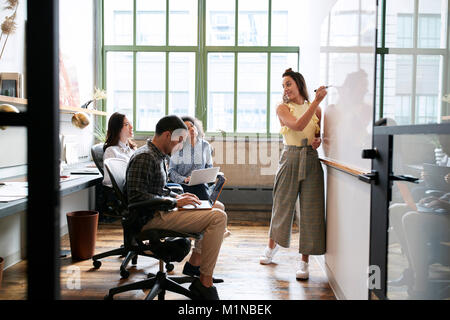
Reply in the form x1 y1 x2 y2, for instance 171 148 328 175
66 211 99 260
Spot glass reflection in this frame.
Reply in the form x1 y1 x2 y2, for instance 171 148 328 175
320 0 376 171
387 133 450 300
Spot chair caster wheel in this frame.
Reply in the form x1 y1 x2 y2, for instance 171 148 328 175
93 260 102 269
120 269 130 279
166 263 174 272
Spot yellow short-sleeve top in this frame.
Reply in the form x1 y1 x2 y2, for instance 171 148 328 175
279 102 320 147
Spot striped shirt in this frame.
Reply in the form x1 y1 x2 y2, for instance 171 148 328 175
168 138 213 184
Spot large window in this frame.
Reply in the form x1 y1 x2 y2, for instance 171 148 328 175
101 0 299 135
376 0 449 125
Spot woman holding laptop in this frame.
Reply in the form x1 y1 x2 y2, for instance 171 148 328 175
169 116 231 277
169 116 217 200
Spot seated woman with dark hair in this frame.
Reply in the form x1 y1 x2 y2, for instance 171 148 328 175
102 112 137 187
98 112 137 222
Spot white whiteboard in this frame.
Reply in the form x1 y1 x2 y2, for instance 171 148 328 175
0 127 27 168
319 0 377 172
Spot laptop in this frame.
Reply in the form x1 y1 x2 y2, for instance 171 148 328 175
186 167 220 186
422 163 450 192
179 175 226 210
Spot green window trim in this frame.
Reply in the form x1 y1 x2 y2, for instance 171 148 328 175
98 0 300 137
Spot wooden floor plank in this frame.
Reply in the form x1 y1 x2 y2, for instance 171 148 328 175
0 221 335 300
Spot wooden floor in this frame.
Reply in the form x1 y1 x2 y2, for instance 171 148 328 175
0 221 336 300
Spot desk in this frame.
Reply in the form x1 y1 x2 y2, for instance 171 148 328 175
0 163 102 219
0 163 102 269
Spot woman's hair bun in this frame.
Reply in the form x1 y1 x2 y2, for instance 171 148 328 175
285 68 293 73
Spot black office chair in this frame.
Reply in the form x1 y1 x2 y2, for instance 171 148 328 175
91 143 123 220
91 143 104 176
100 158 212 300
91 143 183 220
91 154 184 278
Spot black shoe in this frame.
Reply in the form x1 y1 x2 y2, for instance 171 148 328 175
183 261 200 277
189 278 220 300
183 262 225 283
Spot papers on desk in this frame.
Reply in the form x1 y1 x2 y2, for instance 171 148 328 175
0 182 28 202
60 175 83 183
0 196 25 202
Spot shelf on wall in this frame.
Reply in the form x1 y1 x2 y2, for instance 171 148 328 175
0 95 28 106
0 97 107 116
60 105 107 116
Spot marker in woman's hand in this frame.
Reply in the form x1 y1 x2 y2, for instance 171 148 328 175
314 86 332 92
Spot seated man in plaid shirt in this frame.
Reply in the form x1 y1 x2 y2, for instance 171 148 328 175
125 115 227 300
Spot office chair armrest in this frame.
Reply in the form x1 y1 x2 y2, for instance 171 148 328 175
168 185 184 195
128 197 177 211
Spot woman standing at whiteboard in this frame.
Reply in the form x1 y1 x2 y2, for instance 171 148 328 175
259 68 327 280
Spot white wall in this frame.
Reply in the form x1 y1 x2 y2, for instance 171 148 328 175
299 0 337 91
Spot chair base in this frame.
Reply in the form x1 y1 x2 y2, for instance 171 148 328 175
92 247 139 279
92 246 177 279
105 271 198 300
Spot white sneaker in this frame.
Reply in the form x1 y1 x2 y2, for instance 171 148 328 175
223 229 232 239
259 245 279 265
296 261 309 280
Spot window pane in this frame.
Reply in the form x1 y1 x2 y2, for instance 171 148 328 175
207 53 234 133
385 0 415 48
416 55 442 124
383 55 413 125
136 0 166 45
106 52 134 123
328 0 361 47
418 0 447 49
136 53 166 132
238 0 268 46
104 0 133 45
237 53 267 133
206 0 235 46
271 0 298 46
169 0 197 46
168 53 196 117
270 53 298 134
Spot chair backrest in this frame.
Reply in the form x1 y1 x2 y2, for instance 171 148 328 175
104 158 128 206
91 143 105 176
